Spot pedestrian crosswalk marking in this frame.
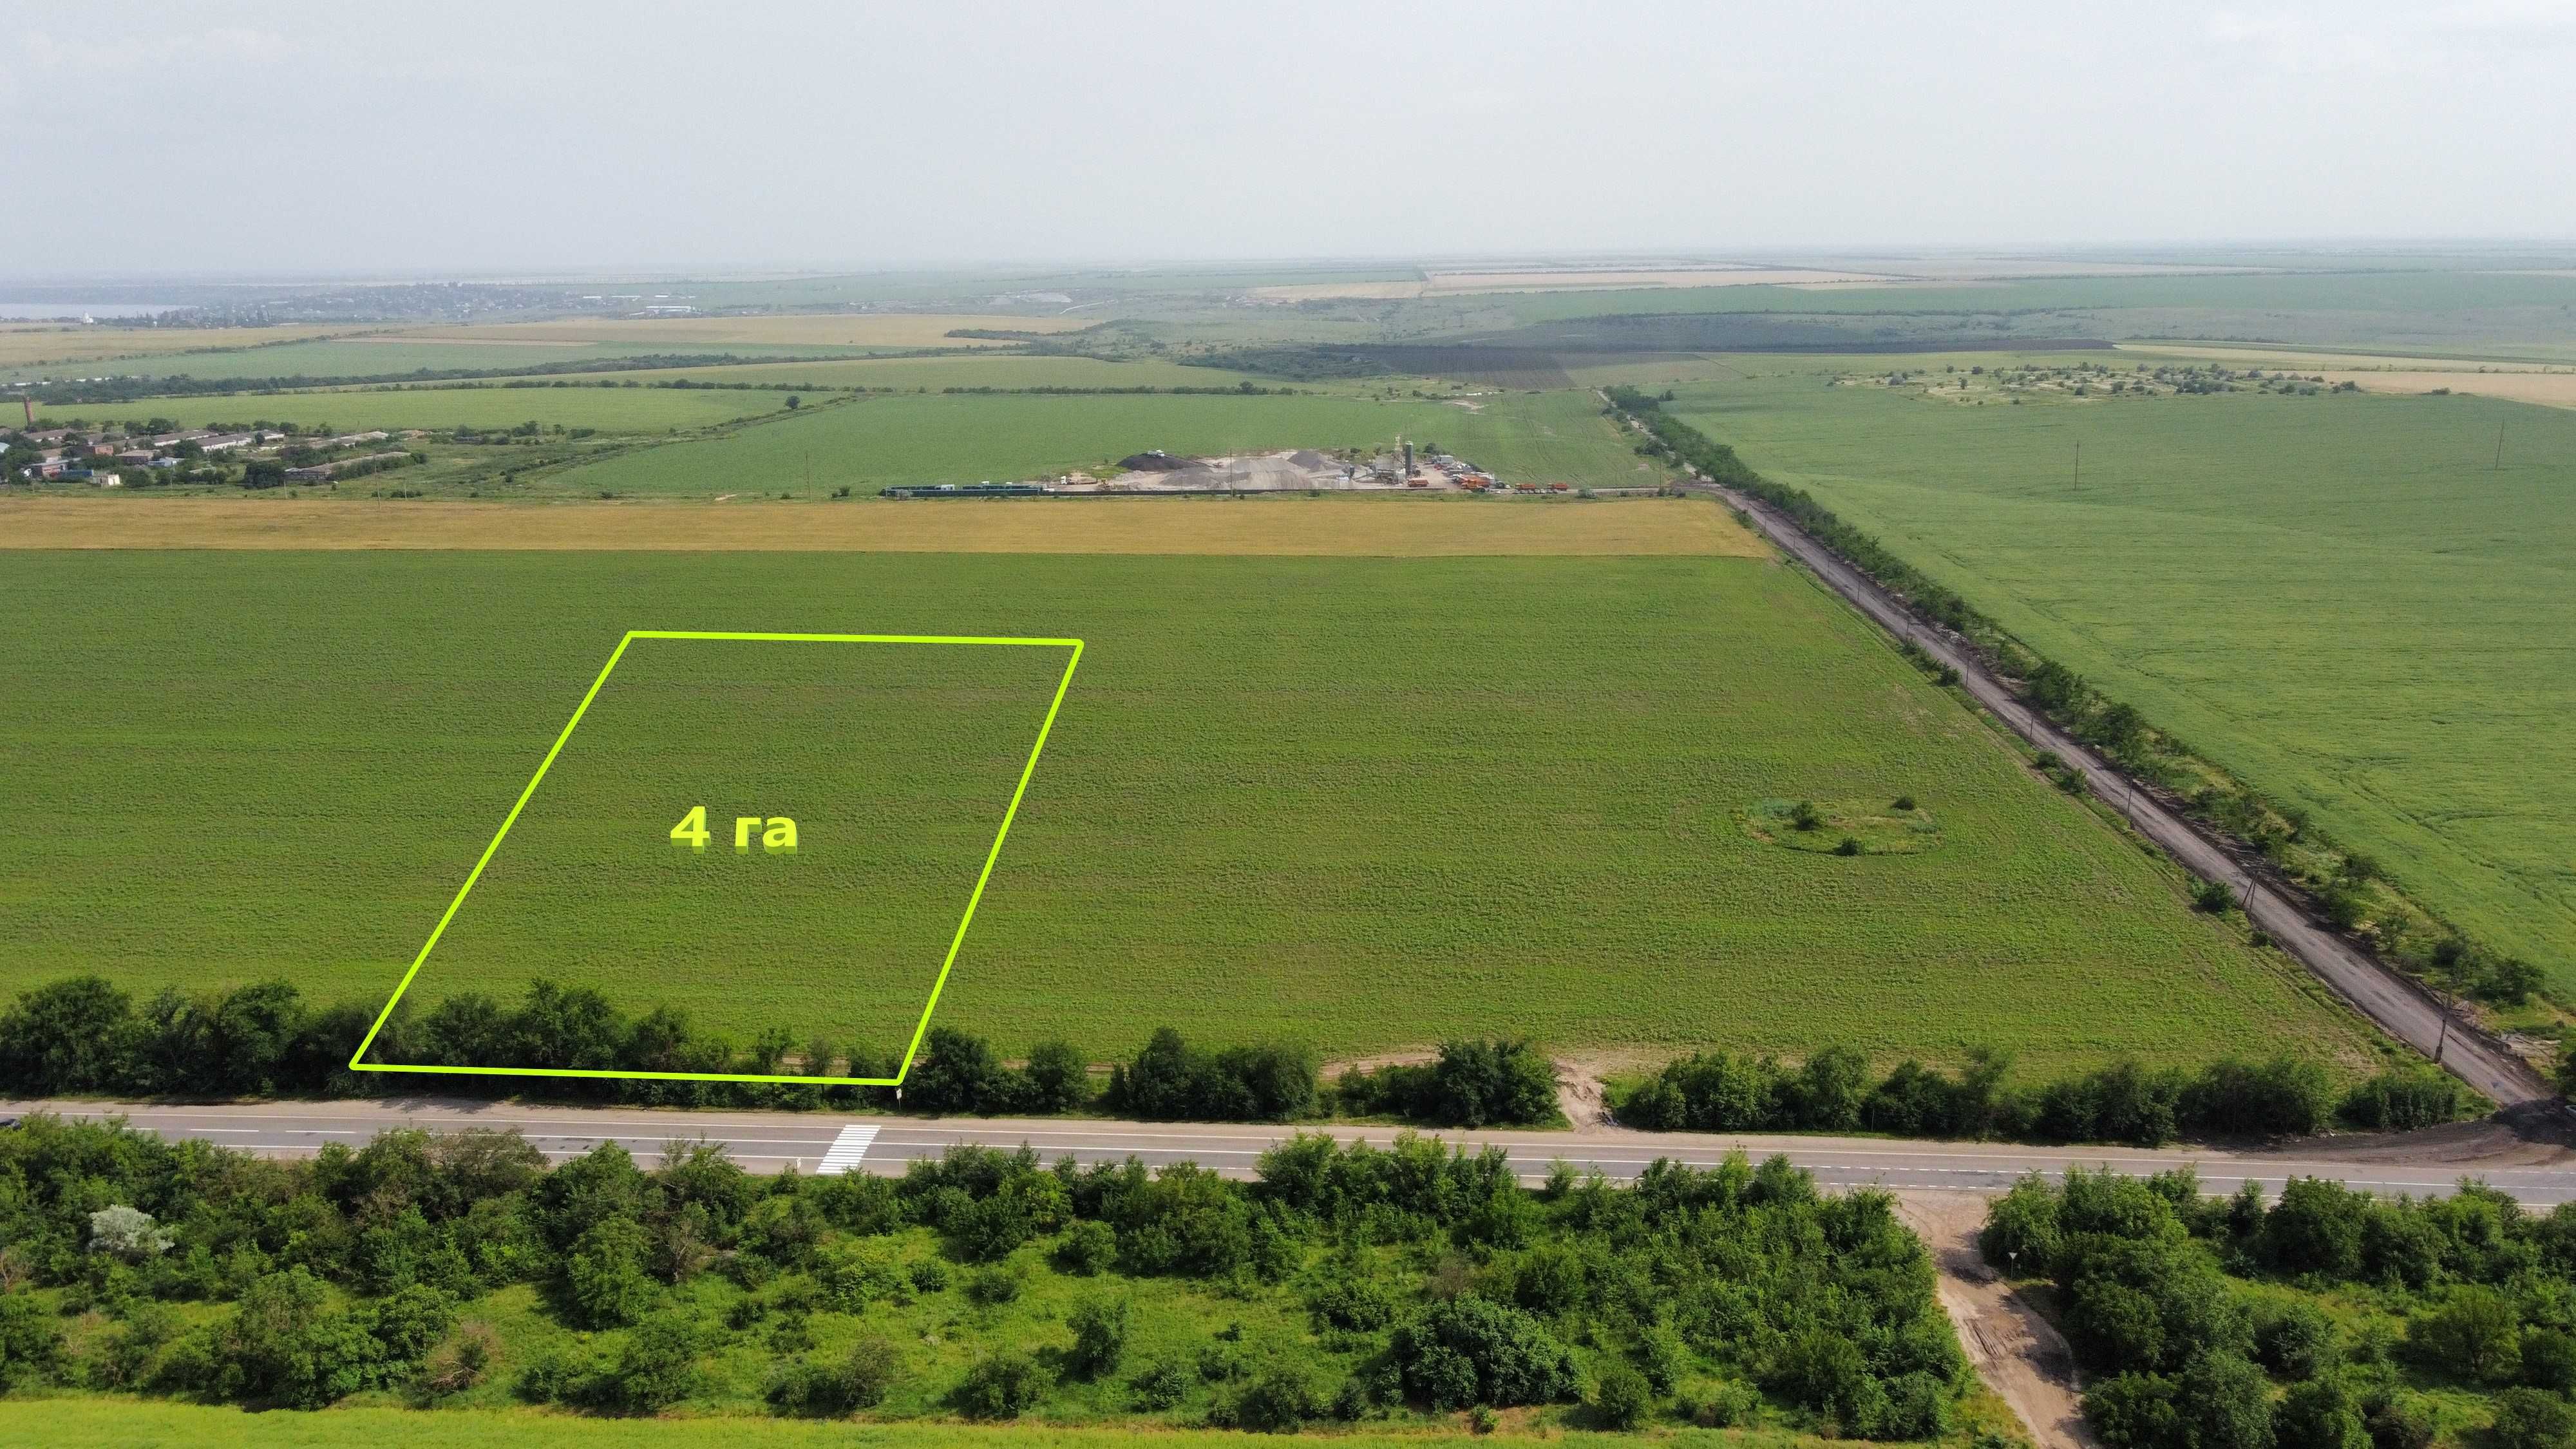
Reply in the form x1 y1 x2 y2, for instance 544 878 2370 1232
815 1125 878 1175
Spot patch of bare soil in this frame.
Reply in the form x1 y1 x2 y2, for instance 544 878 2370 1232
2262 1104 2576 1166
1893 1193 2093 1449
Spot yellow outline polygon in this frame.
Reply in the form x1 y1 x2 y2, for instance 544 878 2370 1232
348 630 1083 1087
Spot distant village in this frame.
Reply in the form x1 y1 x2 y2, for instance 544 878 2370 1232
4 419 407 489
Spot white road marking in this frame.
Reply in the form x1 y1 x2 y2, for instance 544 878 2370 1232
816 1124 880 1175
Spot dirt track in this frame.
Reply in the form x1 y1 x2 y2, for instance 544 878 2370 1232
1895 1194 2093 1449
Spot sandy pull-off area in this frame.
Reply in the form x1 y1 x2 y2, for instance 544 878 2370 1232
0 496 1768 558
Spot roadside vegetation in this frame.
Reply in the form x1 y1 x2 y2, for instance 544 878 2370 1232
1984 1168 2576 1449
0 973 2475 1148
0 1113 1987 1439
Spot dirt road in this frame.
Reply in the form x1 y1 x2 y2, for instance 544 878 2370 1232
1895 1194 2094 1449
1700 481 2553 1109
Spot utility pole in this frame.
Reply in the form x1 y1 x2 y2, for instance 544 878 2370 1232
2073 439 2081 491
2494 419 2505 472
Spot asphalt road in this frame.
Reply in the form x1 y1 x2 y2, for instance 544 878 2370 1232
14 1099 2575 1206
1696 479 2552 1108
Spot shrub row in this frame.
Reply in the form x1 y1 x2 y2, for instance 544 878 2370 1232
1615 1047 2472 1146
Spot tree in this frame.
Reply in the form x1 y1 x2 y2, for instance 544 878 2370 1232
2411 1285 2521 1383
2177 1351 2275 1449
0 1293 62 1390
1023 1039 1091 1112
1423 1039 1558 1128
0 976 138 1092
907 1027 1017 1115
2489 1390 2576 1449
564 1218 656 1329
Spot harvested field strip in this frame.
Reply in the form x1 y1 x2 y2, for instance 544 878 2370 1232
0 496 1761 557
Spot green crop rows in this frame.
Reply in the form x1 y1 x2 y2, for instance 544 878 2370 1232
1666 357 2576 990
0 549 2374 1075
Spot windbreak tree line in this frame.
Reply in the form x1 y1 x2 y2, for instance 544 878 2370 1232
0 974 2470 1146
0 1115 1966 1437
1986 1168 2576 1449
1615 1046 2474 1146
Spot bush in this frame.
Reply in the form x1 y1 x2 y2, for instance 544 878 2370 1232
0 1292 64 1390
1231 1363 1324 1432
1392 1296 1578 1409
2490 1389 2576 1449
1055 1220 1117 1276
1591 1360 1653 1429
2193 878 2237 913
955 1350 1050 1419
1066 1296 1130 1379
588 1311 708 1414
1109 1028 1319 1122
767 1338 899 1416
2275 1377 2368 1449
1133 1356 1193 1410
2338 1069 2469 1132
963 1264 1024 1305
2524 1331 2576 1394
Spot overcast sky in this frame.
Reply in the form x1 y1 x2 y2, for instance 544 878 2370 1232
11 0 2573 278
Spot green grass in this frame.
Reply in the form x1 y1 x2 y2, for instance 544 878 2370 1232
541 389 1659 497
1667 355 2576 989
32 386 785 435
0 549 2372 1074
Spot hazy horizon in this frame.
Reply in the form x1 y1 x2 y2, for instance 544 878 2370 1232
11 0 2576 278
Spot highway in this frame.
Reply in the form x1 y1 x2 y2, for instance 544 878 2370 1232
12 1098 2574 1206
1691 477 2553 1108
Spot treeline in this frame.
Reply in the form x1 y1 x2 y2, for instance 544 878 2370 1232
1615 1046 2472 1146
0 1114 1964 1434
1985 1168 2576 1449
1602 389 2546 1019
3 975 2485 1147
0 976 1556 1130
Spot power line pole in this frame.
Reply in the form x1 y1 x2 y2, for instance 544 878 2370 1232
2073 439 2081 491
2494 419 2505 472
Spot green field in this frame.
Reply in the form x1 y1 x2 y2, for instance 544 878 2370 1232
1667 356 2576 989
558 354 1290 391
33 385 786 435
3 338 949 386
0 548 2372 1074
543 390 1661 497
